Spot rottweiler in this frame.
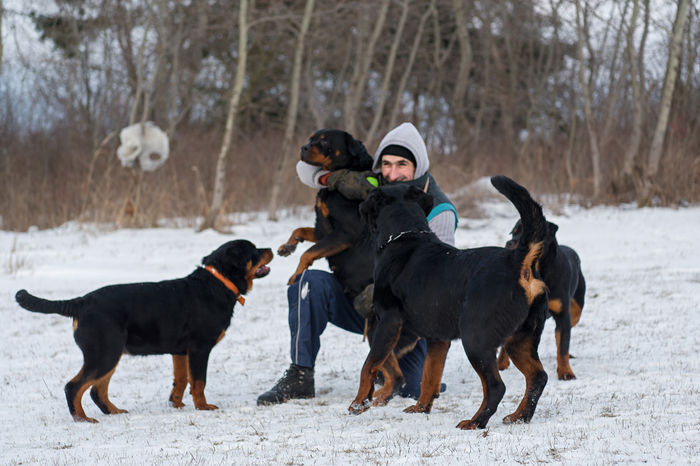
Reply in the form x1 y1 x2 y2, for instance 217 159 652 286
278 129 410 403
15 240 273 423
498 219 586 380
351 176 552 430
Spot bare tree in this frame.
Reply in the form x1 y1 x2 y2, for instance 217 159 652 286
0 0 4 74
365 0 409 144
621 0 644 183
343 0 390 135
267 0 315 221
388 0 434 130
199 0 248 231
451 0 473 146
641 0 691 203
575 0 603 199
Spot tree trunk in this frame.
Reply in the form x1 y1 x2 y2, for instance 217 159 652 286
365 0 409 144
622 0 643 179
267 0 315 221
343 0 390 135
641 0 690 203
388 1 433 130
0 0 4 75
450 0 473 146
575 0 602 199
199 0 248 231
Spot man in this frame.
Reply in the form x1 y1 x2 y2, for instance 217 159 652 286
257 122 457 405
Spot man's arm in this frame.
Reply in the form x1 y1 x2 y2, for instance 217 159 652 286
428 210 456 246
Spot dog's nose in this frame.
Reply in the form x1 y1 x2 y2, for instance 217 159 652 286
505 239 518 249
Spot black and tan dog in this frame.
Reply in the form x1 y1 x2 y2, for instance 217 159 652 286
278 129 411 403
351 176 552 429
498 219 586 380
15 240 273 423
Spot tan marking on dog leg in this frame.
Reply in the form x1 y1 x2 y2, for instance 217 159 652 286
169 355 188 408
497 345 510 370
548 298 563 314
555 331 576 380
570 299 582 327
405 341 451 414
373 353 403 406
191 380 217 410
91 365 127 415
502 338 547 424
215 331 226 345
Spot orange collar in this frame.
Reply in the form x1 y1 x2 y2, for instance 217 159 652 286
204 265 245 306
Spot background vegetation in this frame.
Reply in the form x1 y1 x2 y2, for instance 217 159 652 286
1 0 698 231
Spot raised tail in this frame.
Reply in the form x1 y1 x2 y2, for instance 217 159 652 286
490 175 548 304
15 289 83 318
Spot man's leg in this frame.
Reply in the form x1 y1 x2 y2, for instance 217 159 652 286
258 270 362 405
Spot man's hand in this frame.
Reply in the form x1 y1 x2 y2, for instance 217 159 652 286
326 169 377 200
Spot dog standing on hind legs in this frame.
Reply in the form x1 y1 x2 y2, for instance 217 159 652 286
15 240 273 423
352 176 552 429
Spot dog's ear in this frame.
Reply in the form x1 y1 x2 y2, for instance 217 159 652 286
359 189 388 227
344 132 373 170
404 185 434 216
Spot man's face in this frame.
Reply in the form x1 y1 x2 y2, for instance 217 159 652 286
381 155 416 183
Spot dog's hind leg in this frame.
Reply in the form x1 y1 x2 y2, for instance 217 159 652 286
456 345 505 430
502 333 548 424
349 312 403 414
372 353 403 407
66 324 124 422
497 346 510 370
187 347 218 410
550 299 576 380
405 340 451 414
90 359 127 415
169 354 189 408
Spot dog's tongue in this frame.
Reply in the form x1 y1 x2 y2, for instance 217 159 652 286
255 265 270 278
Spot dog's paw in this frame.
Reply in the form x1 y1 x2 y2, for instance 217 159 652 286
195 403 219 411
73 414 99 423
404 402 431 414
456 419 483 430
557 371 576 381
278 243 297 256
348 399 371 415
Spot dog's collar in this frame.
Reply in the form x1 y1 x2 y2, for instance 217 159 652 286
379 230 432 250
203 265 245 306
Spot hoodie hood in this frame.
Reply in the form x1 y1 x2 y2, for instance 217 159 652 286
372 122 429 178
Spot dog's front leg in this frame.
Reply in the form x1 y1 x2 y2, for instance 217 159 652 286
187 348 218 410
287 237 352 285
405 340 451 414
349 311 403 415
278 227 317 256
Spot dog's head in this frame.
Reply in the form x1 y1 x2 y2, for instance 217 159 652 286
202 240 273 294
300 129 373 171
359 184 433 234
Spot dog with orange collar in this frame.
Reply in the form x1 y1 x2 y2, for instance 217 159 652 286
15 240 272 423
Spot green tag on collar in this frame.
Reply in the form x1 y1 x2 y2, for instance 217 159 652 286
366 176 379 187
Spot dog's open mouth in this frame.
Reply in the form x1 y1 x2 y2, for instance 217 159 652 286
255 265 270 278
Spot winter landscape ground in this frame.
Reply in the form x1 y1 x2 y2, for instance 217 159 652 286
1 179 698 465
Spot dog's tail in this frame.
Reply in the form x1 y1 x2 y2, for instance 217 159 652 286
15 289 83 318
490 175 547 305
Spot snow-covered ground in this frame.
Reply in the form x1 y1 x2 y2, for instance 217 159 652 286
1 183 699 465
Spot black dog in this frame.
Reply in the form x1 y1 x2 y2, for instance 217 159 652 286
278 129 411 402
15 240 273 423
499 219 586 380
351 176 552 430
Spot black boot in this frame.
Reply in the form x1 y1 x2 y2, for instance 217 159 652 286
257 364 315 406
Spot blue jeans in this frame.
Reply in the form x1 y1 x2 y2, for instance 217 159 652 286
287 270 426 399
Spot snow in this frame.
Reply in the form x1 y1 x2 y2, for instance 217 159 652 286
1 187 699 465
